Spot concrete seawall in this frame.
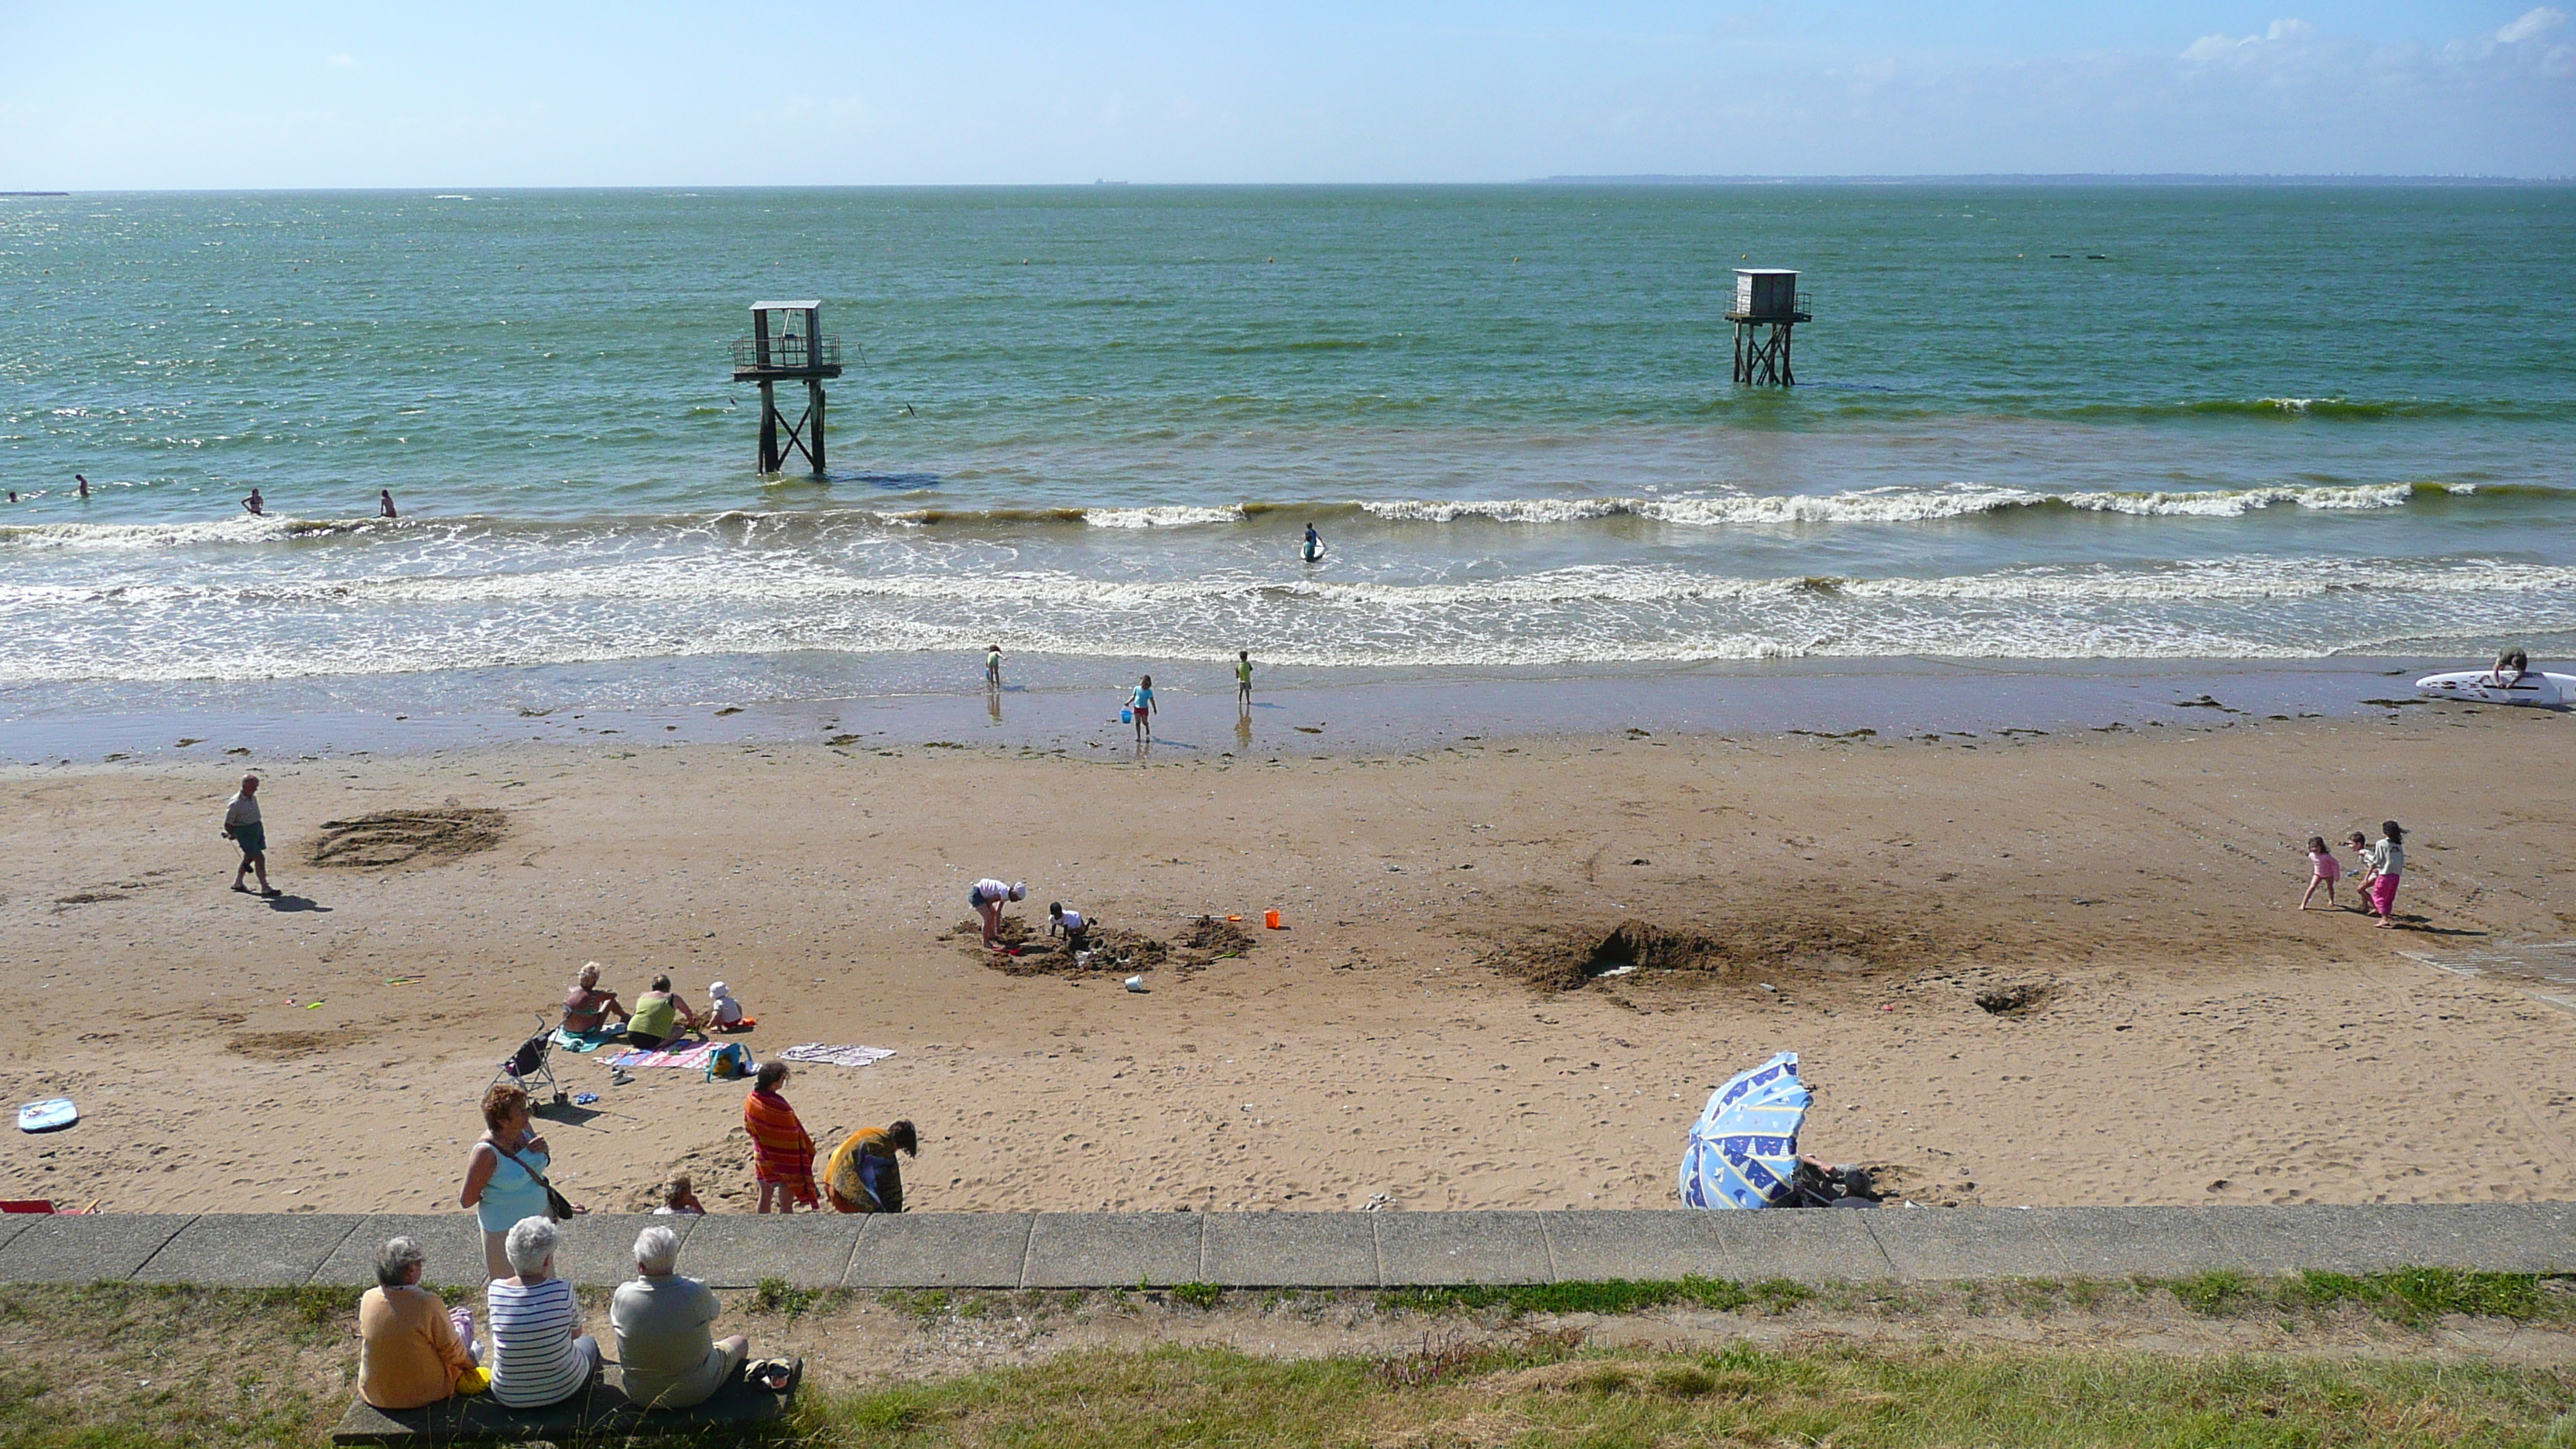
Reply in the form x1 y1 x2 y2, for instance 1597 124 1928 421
0 1204 2567 1290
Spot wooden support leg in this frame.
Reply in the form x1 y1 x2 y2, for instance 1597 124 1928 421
758 381 779 474
808 379 827 478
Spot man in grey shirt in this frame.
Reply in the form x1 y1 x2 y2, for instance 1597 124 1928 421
610 1226 749 1410
223 775 278 897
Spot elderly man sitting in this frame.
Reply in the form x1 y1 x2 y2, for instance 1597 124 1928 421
357 1236 485 1409
611 1225 751 1410
485 1216 601 1409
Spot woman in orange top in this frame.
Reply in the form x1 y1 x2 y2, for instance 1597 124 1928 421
356 1235 484 1408
742 1061 818 1212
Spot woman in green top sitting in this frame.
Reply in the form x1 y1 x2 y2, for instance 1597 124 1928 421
625 976 702 1052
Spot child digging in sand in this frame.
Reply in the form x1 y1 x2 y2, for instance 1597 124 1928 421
2298 835 2344 910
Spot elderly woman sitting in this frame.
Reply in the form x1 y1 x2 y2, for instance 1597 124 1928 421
485 1216 601 1409
610 1225 751 1410
560 961 630 1038
357 1236 485 1409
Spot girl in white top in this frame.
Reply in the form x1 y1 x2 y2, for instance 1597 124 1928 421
2362 821 2406 928
968 879 1026 950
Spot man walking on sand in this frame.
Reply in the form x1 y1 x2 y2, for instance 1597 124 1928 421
224 774 279 897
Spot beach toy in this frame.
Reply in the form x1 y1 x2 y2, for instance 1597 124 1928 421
16 1098 77 1134
1121 707 1133 724
572 1092 599 1105
1123 975 1148 992
1264 909 1283 930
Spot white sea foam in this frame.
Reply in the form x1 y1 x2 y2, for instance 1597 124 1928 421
1081 505 1246 528
1359 481 2448 526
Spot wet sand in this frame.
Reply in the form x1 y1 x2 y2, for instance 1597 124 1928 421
2 703 2569 1217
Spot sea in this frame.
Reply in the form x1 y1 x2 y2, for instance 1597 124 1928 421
3 185 2572 754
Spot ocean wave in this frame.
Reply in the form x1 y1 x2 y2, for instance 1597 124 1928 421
1080 505 1249 529
8 550 2575 684
0 479 2550 557
11 556 2572 615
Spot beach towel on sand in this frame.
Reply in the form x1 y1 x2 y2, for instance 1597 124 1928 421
776 1043 897 1068
742 1088 818 1205
605 1039 725 1070
550 1026 625 1053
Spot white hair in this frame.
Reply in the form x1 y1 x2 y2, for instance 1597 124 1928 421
375 1235 425 1288
504 1215 558 1277
633 1225 682 1276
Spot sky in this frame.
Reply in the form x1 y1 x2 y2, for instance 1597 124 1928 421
0 2 2568 186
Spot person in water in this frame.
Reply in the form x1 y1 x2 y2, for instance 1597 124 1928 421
1130 674 1156 742
1236 649 1253 710
985 644 1002 690
380 489 399 519
242 488 265 516
1303 522 1322 560
74 474 90 500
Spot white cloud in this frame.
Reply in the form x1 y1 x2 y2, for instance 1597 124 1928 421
325 53 356 68
2496 7 2566 44
2180 18 2314 64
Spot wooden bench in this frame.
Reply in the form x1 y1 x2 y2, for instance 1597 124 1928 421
331 1358 800 1444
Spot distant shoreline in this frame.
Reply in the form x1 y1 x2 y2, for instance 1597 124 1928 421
1531 173 2571 187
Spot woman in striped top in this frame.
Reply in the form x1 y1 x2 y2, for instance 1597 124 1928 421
484 1217 600 1409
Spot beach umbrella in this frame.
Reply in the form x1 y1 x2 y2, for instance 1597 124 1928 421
1678 1051 1809 1209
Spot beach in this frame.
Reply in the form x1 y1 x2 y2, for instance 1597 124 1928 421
5 703 2568 1218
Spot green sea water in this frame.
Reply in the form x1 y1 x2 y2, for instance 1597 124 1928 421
2 184 2571 714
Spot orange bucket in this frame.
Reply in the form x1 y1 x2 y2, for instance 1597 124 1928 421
1263 909 1283 930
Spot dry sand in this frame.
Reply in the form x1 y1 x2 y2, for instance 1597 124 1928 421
2 706 2571 1217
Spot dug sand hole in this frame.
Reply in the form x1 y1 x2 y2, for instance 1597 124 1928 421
1975 982 2055 1016
309 808 509 868
1490 915 1934 994
954 913 1255 978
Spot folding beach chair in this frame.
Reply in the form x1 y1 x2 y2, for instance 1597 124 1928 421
489 1012 567 1106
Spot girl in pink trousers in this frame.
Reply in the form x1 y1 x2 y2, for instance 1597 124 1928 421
2362 821 2406 928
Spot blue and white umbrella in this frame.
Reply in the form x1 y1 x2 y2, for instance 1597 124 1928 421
1679 1051 1810 1209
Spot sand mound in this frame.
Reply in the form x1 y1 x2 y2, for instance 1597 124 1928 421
1975 982 2056 1016
953 913 1255 978
1486 915 1937 993
307 808 509 868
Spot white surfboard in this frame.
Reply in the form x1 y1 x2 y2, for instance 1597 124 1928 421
2414 669 2576 708
15 1098 76 1133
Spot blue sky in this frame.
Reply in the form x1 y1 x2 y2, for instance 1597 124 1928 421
1 2 2567 185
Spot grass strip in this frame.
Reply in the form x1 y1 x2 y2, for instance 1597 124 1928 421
794 1341 2576 1448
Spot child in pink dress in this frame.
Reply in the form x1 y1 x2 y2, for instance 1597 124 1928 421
2297 835 2342 910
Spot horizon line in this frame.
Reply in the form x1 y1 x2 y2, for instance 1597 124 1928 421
7 173 2576 194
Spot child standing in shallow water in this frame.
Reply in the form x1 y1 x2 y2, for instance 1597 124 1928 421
2298 836 2343 910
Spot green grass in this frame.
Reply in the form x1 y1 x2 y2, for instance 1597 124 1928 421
2159 1269 2569 1327
790 1341 2576 1447
2 1276 2571 1447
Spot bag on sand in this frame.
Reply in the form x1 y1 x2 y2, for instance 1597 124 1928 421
704 1042 754 1082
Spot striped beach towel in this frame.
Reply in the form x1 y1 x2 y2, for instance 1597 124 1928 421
742 1088 818 1205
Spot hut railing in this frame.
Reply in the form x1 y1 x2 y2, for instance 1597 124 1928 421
730 335 842 368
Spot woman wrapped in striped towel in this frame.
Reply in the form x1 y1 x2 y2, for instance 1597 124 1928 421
742 1061 819 1212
